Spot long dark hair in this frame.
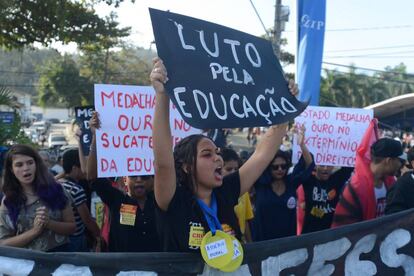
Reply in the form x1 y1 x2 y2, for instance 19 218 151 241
174 134 211 194
2 144 68 226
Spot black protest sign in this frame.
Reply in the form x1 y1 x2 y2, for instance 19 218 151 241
150 8 308 129
1 209 414 275
74 106 94 155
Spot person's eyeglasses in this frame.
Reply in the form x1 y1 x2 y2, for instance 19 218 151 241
271 164 288 170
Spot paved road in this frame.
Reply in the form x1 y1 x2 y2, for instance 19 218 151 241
226 129 258 153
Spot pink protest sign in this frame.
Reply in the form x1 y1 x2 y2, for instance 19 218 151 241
94 84 201 177
293 106 373 167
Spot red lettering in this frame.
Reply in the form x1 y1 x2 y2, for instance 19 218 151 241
174 119 191 131
125 93 132 108
118 115 128 131
101 133 109 148
173 136 181 146
326 153 332 163
110 160 117 172
130 135 138 148
144 115 152 130
144 94 152 108
127 157 153 173
101 158 117 172
131 116 142 131
101 158 108 172
101 91 115 107
123 135 130 148
117 92 123 108
113 136 121 148
143 158 152 172
150 96 156 109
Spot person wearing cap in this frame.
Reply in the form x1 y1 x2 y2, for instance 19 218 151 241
385 147 414 214
332 138 406 227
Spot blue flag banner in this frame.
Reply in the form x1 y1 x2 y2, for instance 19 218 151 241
296 0 326 105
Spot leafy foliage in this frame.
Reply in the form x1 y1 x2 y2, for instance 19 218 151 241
78 12 131 84
0 0 134 49
0 48 60 96
0 87 33 146
0 86 20 109
37 55 93 108
0 113 34 146
320 64 414 107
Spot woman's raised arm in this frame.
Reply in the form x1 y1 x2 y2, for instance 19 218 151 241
151 58 176 211
239 80 298 196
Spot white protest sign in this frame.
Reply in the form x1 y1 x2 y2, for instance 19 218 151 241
292 106 373 167
94 84 201 177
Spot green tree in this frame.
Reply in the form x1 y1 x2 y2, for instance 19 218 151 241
0 86 20 109
0 86 33 145
37 56 93 108
0 0 132 49
0 48 60 96
79 12 131 84
320 63 414 108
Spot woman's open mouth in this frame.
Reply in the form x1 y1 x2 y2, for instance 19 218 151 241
214 167 223 181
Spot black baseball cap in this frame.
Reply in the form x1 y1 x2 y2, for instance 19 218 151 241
371 138 407 161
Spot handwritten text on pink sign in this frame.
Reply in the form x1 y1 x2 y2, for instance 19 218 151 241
293 106 373 167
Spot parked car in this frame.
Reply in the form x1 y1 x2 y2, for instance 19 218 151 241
23 128 39 143
47 118 60 124
32 120 50 133
48 133 68 148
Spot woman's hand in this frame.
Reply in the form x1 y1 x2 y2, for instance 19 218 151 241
32 216 44 235
74 127 82 144
294 124 306 146
89 111 101 136
32 206 48 235
150 57 169 94
288 79 299 97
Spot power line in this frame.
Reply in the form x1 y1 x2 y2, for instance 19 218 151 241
322 62 414 78
325 44 414 53
0 69 148 76
325 24 413 32
325 50 414 58
325 55 414 59
248 0 270 37
286 24 414 33
321 67 414 85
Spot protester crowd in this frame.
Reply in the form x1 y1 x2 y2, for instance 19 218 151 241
0 58 413 258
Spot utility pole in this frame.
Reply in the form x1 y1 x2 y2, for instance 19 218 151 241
273 0 282 59
272 0 290 59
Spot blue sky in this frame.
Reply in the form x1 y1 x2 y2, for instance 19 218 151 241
90 0 414 74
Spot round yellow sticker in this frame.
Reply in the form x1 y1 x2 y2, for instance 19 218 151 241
219 236 244 272
200 230 234 269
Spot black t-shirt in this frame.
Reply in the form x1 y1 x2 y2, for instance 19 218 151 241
386 172 414 214
156 171 241 252
302 167 353 233
91 178 160 252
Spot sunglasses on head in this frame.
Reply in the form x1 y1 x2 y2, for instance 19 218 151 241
271 164 289 170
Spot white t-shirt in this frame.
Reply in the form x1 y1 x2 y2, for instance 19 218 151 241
374 183 387 218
